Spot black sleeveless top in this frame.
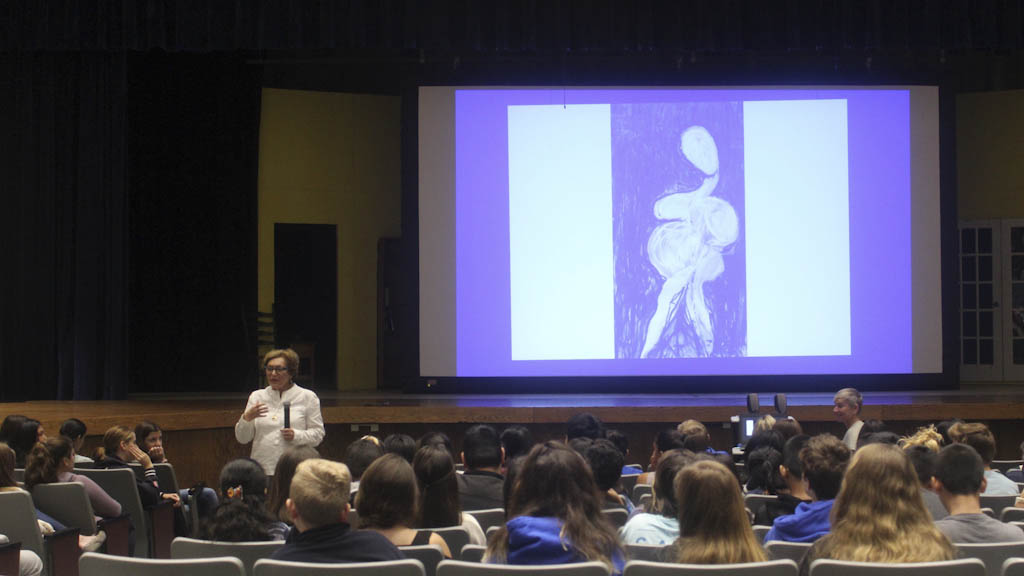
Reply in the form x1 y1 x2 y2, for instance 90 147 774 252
411 530 433 546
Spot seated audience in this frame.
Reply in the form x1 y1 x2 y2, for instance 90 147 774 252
948 422 1020 496
620 450 697 545
94 426 180 508
773 417 803 441
10 418 46 467
355 453 451 556
417 431 453 454
59 418 94 464
743 429 786 455
903 445 948 520
566 412 605 441
605 429 642 475
502 455 526 511
755 435 812 525
584 439 631 511
765 434 850 543
833 387 864 450
932 444 1024 543
457 424 505 511
859 431 900 447
205 458 288 541
678 419 726 456
638 429 686 485
270 459 404 563
344 438 383 495
24 436 121 518
135 420 218 518
484 441 624 575
753 415 776 436
382 434 417 463
800 444 954 575
744 445 785 495
935 419 963 447
2 441 66 543
899 425 944 452
568 437 593 455
855 419 888 449
499 426 533 464
413 444 486 544
267 445 320 524
0 415 28 445
670 460 767 564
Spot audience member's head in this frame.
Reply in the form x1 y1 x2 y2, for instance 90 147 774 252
753 415 776 436
832 388 863 426
10 418 45 466
773 417 803 440
822 443 954 563
0 443 16 488
96 425 134 462
672 460 767 564
856 419 888 448
413 444 460 528
780 434 810 490
903 445 938 488
899 425 943 453
584 439 624 492
0 415 28 445
134 420 164 459
59 418 88 451
267 445 320 523
744 429 785 455
859 431 900 448
745 446 785 495
652 449 700 519
417 431 453 454
356 453 418 530
650 429 686 471
800 434 851 501
381 433 416 463
604 429 631 460
500 426 533 461
344 438 384 481
205 458 275 542
489 441 621 569
933 444 985 496
682 432 710 453
502 455 526 511
462 424 502 471
948 422 997 466
567 413 604 440
24 436 74 491
935 419 963 447
568 437 594 455
286 459 351 531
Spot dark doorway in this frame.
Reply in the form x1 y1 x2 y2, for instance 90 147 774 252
274 224 337 390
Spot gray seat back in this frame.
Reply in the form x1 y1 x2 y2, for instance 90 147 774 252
465 509 505 533
625 544 667 562
603 508 629 529
79 551 244 576
154 463 180 493
623 559 798 576
75 467 150 557
438 559 611 576
433 527 471 558
980 496 1017 518
633 484 653 502
991 461 1024 474
956 542 1024 576
764 541 812 564
399 544 446 576
254 558 425 576
620 474 641 495
32 482 99 536
809 558 986 576
1003 558 1024 576
752 525 771 544
171 537 285 576
0 490 45 556
744 494 778 519
460 545 486 563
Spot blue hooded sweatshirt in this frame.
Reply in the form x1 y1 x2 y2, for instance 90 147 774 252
504 516 625 576
763 499 834 543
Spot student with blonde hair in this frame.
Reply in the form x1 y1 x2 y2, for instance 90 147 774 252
270 459 403 563
670 459 767 564
800 444 954 575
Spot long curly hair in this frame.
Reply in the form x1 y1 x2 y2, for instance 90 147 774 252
671 460 767 564
24 436 74 491
816 443 954 563
486 441 622 570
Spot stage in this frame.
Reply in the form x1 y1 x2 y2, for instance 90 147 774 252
4 390 1024 488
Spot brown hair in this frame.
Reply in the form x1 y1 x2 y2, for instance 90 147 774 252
413 444 461 528
486 441 622 571
263 348 300 376
0 442 17 488
288 459 351 529
948 422 997 464
816 443 954 563
652 449 701 518
95 426 134 461
356 454 418 529
773 418 803 440
672 460 767 564
25 436 74 491
267 445 320 523
800 434 851 500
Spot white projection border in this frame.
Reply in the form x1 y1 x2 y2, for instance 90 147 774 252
744 99 852 357
508 104 615 360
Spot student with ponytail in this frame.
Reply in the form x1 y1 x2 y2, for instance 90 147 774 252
204 458 288 541
24 436 121 518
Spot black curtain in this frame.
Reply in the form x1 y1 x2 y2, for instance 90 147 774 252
0 52 128 401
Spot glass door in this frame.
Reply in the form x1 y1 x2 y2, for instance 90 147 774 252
960 222 1002 381
1002 220 1024 381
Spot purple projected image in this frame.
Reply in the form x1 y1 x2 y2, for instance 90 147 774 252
612 103 746 359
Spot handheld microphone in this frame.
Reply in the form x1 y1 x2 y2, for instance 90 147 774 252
283 402 291 428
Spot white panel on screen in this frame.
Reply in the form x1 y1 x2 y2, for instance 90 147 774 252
744 99 851 357
508 104 615 360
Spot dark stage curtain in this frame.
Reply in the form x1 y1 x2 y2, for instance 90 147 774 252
0 53 128 401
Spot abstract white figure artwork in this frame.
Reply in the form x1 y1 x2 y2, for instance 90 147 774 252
641 126 739 358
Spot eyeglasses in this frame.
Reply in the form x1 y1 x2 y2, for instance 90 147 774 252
265 366 289 374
